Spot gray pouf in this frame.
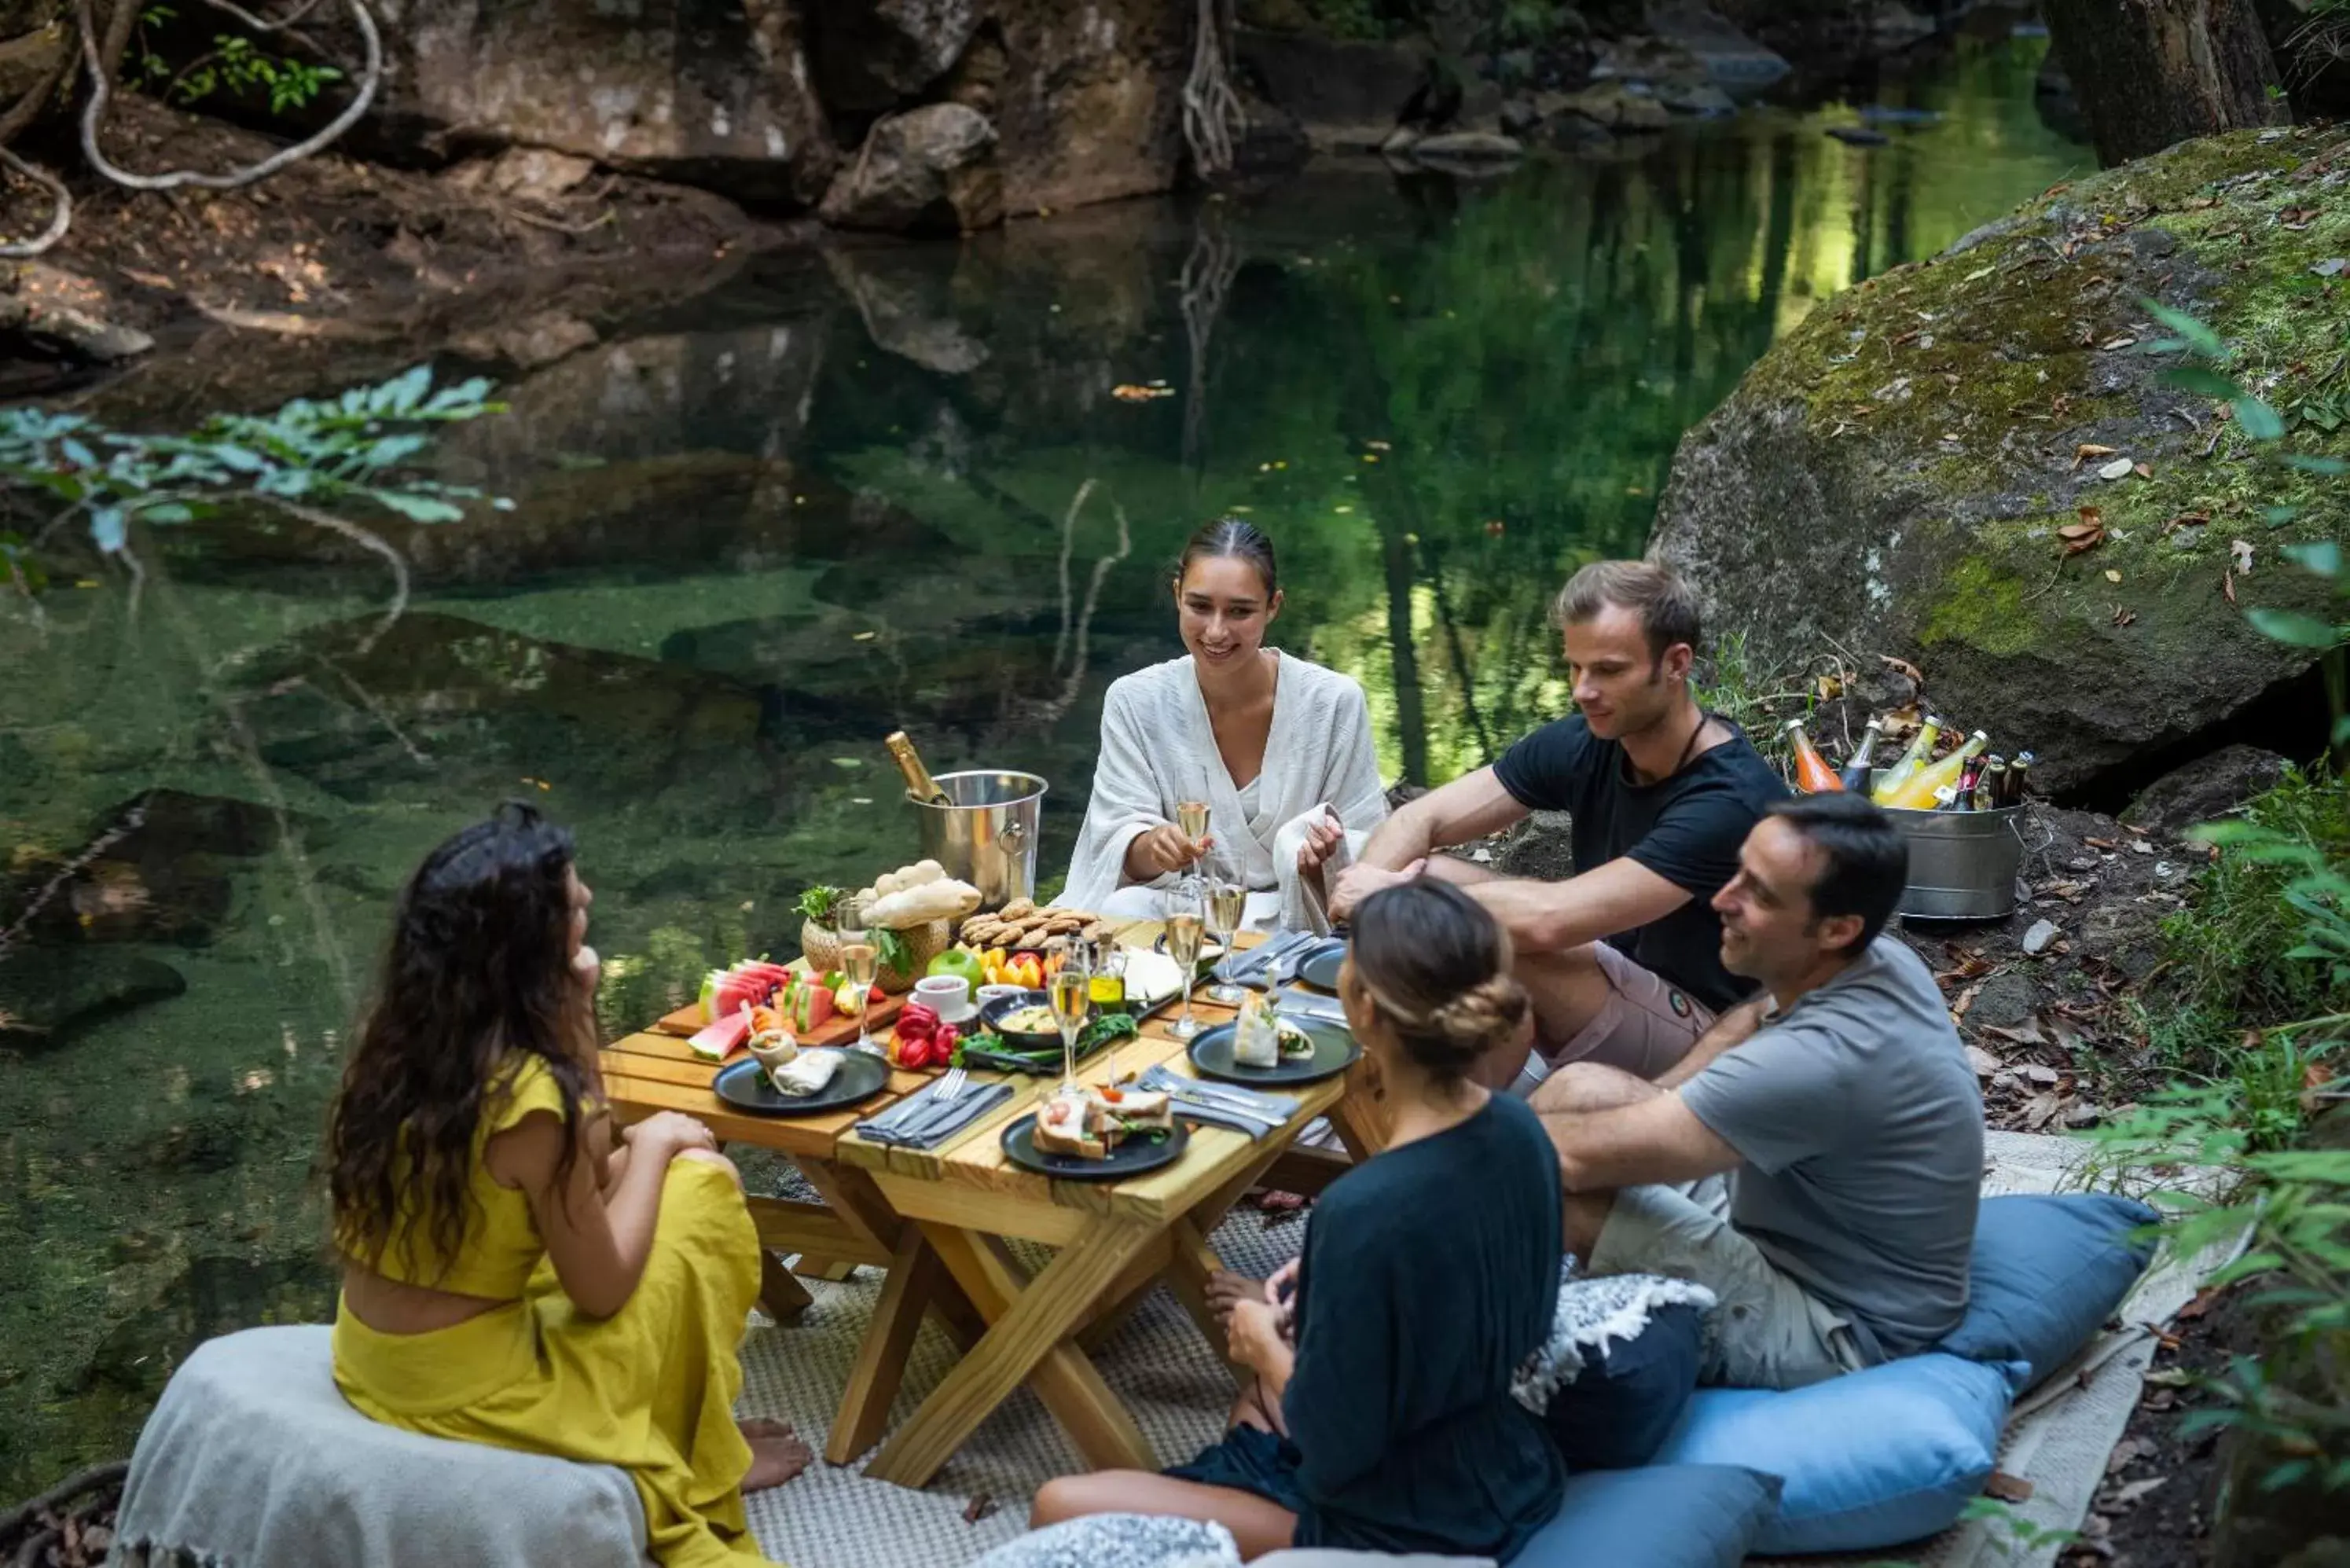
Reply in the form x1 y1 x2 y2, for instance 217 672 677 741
113 1325 649 1568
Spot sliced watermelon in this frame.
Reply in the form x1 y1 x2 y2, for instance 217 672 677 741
707 970 768 1023
790 981 835 1034
733 960 795 989
688 1009 753 1062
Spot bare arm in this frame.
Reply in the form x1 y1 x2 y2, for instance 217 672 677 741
1468 854 1693 955
1541 1091 1743 1192
1357 766 1528 869
490 1109 705 1319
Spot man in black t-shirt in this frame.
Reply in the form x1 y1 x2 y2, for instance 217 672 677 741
1330 560 1787 1088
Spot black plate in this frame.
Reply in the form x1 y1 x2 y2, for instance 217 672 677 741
1189 1015 1360 1086
1000 1111 1191 1180
980 988 1068 1052
712 1049 890 1115
1293 940 1347 993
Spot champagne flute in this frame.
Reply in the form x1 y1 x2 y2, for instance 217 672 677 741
1164 895 1207 1042
1050 944 1092 1089
1203 875 1247 1005
1176 798 1211 868
837 896 880 1056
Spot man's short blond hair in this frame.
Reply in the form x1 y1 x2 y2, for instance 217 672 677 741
1550 560 1704 663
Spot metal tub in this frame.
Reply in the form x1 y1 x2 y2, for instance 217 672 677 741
910 769 1048 912
1883 800 2026 920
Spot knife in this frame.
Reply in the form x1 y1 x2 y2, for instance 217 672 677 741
1228 929 1313 986
1272 986 1350 1025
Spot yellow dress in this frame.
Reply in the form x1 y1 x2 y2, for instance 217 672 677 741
330 1056 774 1568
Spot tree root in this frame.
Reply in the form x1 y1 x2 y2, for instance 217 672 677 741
1181 0 1244 177
77 0 382 191
0 1460 127 1543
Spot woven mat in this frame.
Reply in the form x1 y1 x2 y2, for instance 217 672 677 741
733 1132 2228 1568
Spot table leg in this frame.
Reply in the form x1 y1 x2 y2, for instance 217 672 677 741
758 1250 815 1324
1165 1216 1245 1372
865 1218 1162 1489
825 1227 946 1465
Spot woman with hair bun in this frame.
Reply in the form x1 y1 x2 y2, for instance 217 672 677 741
1030 879 1565 1561
1059 518 1387 932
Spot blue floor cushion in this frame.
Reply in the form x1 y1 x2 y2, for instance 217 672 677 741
1935 1192 2158 1388
1513 1464 1780 1568
1651 1353 2021 1555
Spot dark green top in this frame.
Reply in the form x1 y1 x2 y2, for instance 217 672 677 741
1286 1092 1566 1560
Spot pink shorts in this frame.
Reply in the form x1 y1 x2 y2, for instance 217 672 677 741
1523 942 1715 1086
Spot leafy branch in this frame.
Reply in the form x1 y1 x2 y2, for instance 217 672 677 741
0 364 509 560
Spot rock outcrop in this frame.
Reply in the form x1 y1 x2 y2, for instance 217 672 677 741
368 0 839 206
1651 126 2350 797
819 102 1002 233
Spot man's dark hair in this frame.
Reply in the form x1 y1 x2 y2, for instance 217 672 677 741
1763 792 1909 956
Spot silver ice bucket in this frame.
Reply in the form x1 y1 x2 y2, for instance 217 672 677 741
912 770 1048 912
1885 804 2026 920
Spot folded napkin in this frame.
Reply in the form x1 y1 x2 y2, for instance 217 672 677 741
1138 1065 1299 1139
857 1081 1015 1149
1270 985 1349 1026
765 1048 841 1097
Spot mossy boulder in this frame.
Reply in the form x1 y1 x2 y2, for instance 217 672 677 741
1651 125 2350 795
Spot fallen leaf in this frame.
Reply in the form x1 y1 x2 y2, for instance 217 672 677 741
2280 204 2320 230
2023 1091 2064 1129
2113 606 2136 626
2175 1287 2222 1323
2145 1368 2195 1388
1985 1471 2037 1504
2072 442 2117 471
2104 568 2122 583
2099 457 2137 480
852 630 878 641
1816 673 1844 700
2225 567 2238 605
2027 1063 2062 1085
1966 1044 2003 1078
2165 509 2211 532
2304 1058 2338 1114
2231 538 2254 574
1878 654 1926 687
2109 1476 2166 1509
2099 335 2136 351
1952 982 1982 1019
2135 461 2153 478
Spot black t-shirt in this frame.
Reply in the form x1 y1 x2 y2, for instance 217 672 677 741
1491 714 1789 1012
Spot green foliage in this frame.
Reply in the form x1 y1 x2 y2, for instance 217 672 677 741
0 367 508 566
133 6 344 117
1957 1496 2081 1559
2105 301 2350 1500
1693 630 1807 769
797 885 845 925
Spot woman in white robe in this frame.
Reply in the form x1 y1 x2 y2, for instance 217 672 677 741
1061 520 1388 933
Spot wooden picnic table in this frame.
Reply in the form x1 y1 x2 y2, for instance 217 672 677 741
832 931 1391 1489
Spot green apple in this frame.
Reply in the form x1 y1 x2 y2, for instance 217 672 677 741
927 948 986 988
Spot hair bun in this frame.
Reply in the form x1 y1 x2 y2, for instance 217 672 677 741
1429 974 1530 1060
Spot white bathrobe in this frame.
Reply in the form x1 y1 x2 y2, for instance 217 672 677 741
1061 651 1389 932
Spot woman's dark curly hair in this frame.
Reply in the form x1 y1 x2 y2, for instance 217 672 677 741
325 802 598 1284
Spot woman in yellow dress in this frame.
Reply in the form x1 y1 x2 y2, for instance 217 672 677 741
325 802 806 1568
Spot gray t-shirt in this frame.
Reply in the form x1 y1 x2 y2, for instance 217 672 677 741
1679 935 1983 1359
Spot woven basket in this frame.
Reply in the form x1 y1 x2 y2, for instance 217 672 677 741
803 916 949 993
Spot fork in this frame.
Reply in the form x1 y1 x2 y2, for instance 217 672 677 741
898 1067 970 1140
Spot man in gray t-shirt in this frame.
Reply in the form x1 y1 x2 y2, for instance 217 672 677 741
1529 792 1983 1390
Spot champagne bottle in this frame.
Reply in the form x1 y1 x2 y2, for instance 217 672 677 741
883 730 952 806
1838 718 1884 794
2003 751 2034 808
1974 756 2007 812
1783 720 1845 793
1888 729 1991 810
1869 715 1944 805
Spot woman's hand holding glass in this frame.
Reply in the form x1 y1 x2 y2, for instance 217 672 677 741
1132 821 1212 879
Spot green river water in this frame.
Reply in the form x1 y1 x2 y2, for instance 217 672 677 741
0 30 2084 1492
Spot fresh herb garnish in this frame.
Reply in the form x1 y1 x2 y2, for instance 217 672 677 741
798 885 844 925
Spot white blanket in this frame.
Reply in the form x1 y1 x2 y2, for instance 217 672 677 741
1061 652 1388 933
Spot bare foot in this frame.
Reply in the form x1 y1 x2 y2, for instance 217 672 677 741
739 1419 813 1492
1205 1269 1263 1326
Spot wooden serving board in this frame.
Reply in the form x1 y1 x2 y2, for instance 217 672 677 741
654 989 909 1048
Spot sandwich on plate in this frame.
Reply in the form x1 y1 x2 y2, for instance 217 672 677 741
1032 1083 1174 1160
1232 992 1317 1068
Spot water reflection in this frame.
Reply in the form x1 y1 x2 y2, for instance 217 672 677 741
0 31 2082 1491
